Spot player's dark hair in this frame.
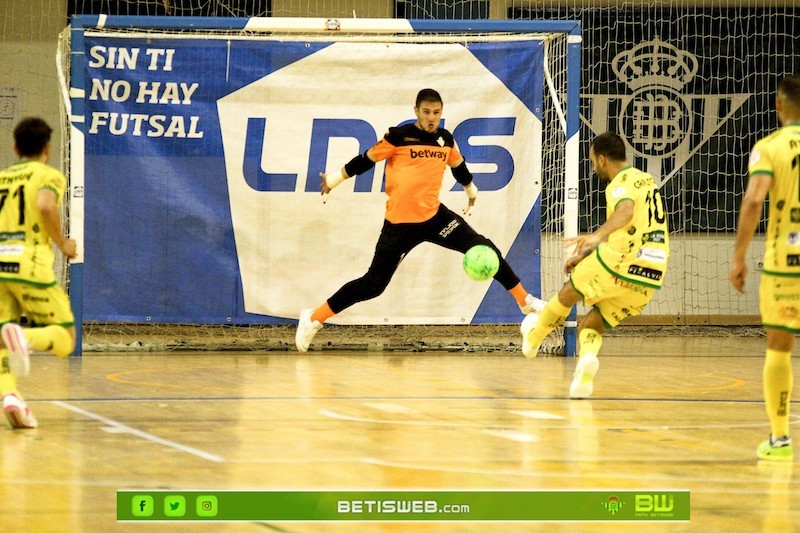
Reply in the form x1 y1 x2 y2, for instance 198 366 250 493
416 88 443 108
14 117 53 158
590 132 627 162
778 74 800 108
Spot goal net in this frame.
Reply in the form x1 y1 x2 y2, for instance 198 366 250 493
507 3 800 330
61 16 580 354
8 2 793 355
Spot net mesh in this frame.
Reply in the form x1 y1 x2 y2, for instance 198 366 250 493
9 1 793 352
81 321 764 353
83 322 527 352
1 1 71 285
63 18 573 353
507 4 799 325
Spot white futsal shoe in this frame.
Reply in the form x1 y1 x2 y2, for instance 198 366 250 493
519 294 546 315
569 355 600 399
295 309 323 352
2 323 30 376
3 393 37 429
520 311 541 358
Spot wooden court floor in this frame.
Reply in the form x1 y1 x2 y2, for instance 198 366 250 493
1 335 798 532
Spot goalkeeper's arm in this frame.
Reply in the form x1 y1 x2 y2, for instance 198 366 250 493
319 149 377 202
450 157 477 215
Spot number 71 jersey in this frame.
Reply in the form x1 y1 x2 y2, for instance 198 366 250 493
0 160 66 286
596 166 670 289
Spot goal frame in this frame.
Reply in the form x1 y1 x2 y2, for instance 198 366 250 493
64 15 581 355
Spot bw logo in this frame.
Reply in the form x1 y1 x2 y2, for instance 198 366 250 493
584 37 751 187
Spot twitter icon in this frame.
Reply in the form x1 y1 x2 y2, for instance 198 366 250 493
164 495 186 517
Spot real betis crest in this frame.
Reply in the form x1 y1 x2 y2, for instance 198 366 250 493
583 38 751 187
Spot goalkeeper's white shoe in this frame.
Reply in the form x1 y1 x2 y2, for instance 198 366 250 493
520 311 541 358
295 309 323 352
519 294 546 315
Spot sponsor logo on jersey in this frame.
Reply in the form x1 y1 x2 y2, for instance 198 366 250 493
439 219 460 238
636 247 668 263
627 264 663 280
22 293 50 303
409 148 447 160
0 232 25 242
0 261 20 273
642 230 666 244
0 245 24 255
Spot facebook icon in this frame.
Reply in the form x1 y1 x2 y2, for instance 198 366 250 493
131 495 154 517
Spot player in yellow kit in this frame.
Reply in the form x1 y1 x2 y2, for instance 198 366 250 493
730 74 800 462
0 117 78 429
521 132 669 398
295 89 540 351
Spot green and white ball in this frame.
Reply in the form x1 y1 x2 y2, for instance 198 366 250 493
463 245 500 281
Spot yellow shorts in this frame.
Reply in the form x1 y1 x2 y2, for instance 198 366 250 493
0 281 75 327
570 252 655 328
759 274 800 333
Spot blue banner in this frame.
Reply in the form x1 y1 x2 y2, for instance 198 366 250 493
81 35 543 324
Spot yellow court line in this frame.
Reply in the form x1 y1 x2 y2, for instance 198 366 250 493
620 428 717 452
646 374 748 395
105 367 231 392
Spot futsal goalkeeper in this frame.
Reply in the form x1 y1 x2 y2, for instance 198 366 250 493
296 88 541 352
0 117 78 429
520 132 670 398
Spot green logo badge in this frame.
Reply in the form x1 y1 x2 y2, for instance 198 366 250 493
603 496 624 515
196 495 218 517
164 495 186 517
132 495 154 517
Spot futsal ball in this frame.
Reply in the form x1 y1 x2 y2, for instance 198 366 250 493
463 245 500 281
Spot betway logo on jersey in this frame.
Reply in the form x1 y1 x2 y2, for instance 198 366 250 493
409 148 447 160
216 41 542 321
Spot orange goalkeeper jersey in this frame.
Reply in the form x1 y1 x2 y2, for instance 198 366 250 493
369 123 462 223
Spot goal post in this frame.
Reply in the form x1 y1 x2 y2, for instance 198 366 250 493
62 15 580 355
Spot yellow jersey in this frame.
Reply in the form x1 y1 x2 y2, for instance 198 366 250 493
596 166 670 288
749 122 800 275
0 160 66 286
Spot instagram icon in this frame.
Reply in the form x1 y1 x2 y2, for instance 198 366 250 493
196 495 218 517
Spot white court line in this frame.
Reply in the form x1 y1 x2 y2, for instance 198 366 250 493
511 410 565 420
320 409 509 429
321 409 798 431
52 401 224 463
362 402 418 414
482 429 538 442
